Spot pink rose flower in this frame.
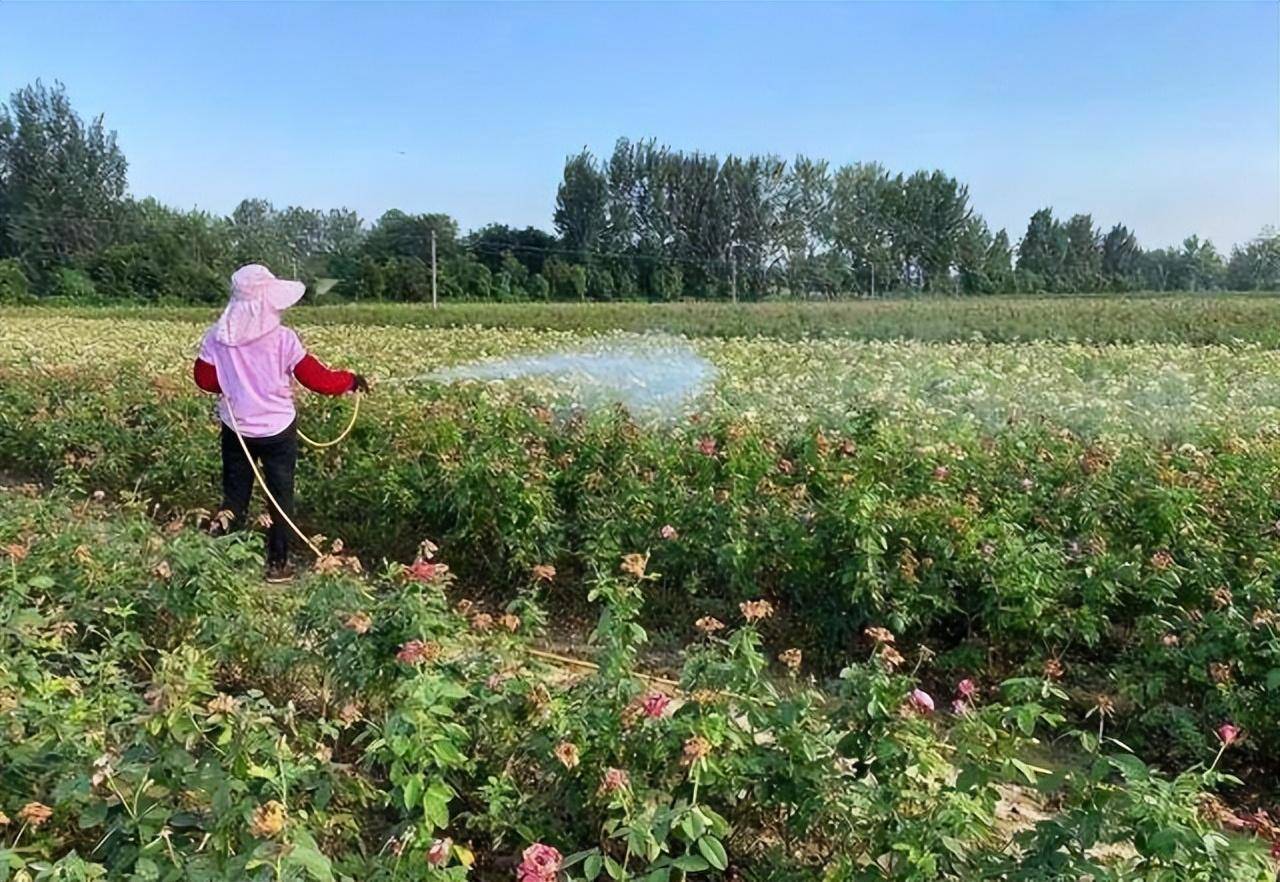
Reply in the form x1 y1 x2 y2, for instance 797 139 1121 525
599 767 630 794
1217 722 1240 747
660 524 678 540
427 838 451 867
908 688 935 714
406 558 447 583
956 678 976 700
641 692 671 719
517 843 563 882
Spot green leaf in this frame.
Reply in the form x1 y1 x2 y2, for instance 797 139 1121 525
402 774 422 810
78 801 108 828
696 835 728 871
584 853 603 881
1010 758 1046 785
1109 754 1148 782
1266 668 1280 692
672 855 710 871
604 855 624 879
287 830 335 882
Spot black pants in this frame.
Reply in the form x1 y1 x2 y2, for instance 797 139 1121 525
220 420 298 567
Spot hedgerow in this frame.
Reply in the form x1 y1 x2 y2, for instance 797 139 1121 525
0 489 1274 880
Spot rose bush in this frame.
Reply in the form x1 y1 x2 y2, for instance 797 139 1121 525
0 489 1275 880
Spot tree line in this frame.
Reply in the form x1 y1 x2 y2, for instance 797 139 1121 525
1 80 1277 304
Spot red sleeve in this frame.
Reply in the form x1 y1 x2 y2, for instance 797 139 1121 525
193 358 221 393
293 353 355 396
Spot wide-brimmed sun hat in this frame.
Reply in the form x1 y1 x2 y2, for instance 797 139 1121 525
230 263 305 311
213 264 305 345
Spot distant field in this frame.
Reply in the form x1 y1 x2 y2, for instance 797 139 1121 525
5 292 1280 343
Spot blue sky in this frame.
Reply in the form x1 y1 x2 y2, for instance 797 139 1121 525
1 1 1276 249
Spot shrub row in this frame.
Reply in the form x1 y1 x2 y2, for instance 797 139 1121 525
1 488 1275 880
1 371 1279 780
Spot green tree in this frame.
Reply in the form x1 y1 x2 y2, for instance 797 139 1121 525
830 162 896 295
554 149 607 261
1101 223 1140 288
364 210 459 265
1226 228 1280 290
1062 213 1102 290
468 224 557 276
0 257 30 302
1017 208 1068 291
0 80 128 287
1179 235 1224 291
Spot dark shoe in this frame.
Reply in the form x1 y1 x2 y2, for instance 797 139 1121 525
265 561 296 584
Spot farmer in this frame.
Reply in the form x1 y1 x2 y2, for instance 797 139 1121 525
192 264 368 582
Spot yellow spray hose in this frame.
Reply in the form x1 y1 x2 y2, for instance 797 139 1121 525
222 393 363 559
296 393 361 449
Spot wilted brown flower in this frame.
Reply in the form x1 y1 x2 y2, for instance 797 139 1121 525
396 640 441 665
152 560 172 580
1252 608 1278 628
864 626 895 644
528 682 552 714
599 767 630 795
18 802 52 829
47 620 77 640
1161 633 1180 647
3 543 28 563
694 616 725 635
532 564 556 583
1093 694 1116 718
681 736 712 767
1043 658 1065 680
206 693 237 716
249 800 287 838
337 701 362 726
878 645 906 670
690 688 720 706
1211 586 1233 610
470 613 494 633
343 611 373 634
454 598 475 617
779 648 802 673
620 553 649 579
1209 661 1233 684
739 599 775 623
499 613 521 633
1150 550 1174 571
553 741 580 770
0 811 9 827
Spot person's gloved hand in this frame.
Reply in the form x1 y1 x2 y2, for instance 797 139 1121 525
351 374 370 394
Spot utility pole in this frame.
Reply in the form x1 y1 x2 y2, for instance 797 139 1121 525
430 230 438 309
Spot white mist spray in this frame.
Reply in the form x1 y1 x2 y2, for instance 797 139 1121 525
399 336 716 421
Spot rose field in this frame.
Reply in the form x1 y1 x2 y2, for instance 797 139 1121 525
3 304 1280 880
